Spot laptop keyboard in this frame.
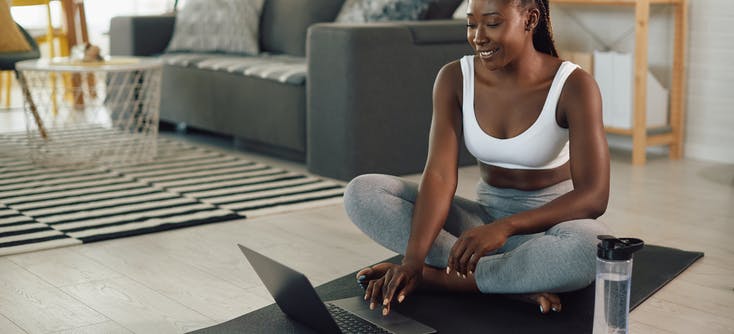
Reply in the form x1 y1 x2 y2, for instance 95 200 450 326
325 303 392 334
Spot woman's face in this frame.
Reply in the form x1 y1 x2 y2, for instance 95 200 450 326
466 0 533 70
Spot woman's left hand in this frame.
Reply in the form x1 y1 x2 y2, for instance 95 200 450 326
448 222 513 277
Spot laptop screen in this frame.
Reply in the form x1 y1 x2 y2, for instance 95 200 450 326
238 244 342 334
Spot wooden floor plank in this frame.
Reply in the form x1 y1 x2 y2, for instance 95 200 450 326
0 259 108 334
72 238 272 322
51 321 133 334
6 248 122 288
655 277 734 321
60 277 213 334
0 314 26 334
633 297 734 334
630 319 676 334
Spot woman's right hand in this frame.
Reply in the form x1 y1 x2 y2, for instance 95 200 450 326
356 261 423 316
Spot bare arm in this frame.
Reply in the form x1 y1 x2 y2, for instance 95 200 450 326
364 62 465 313
402 62 464 267
450 68 610 276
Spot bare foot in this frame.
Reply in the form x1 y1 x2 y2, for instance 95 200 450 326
506 292 562 314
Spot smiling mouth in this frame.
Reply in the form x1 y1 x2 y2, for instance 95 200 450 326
479 48 499 58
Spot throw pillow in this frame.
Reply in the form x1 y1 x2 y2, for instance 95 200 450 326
452 0 468 19
166 0 265 55
0 1 31 53
336 0 433 23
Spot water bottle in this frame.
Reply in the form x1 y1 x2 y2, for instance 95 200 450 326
593 235 644 334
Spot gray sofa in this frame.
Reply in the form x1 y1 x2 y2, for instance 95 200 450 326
110 0 475 181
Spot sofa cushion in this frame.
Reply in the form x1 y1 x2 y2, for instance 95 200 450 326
166 0 265 55
159 53 307 85
452 0 468 19
335 0 433 22
159 53 213 67
259 0 345 57
197 55 307 85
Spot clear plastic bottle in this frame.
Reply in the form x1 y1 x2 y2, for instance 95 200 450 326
593 235 644 334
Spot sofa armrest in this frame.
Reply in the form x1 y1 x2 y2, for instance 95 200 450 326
306 20 475 181
109 15 175 56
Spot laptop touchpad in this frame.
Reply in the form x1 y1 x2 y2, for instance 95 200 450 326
328 297 436 334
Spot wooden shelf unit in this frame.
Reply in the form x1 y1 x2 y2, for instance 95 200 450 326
550 0 688 165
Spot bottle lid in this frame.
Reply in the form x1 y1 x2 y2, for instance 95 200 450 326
597 235 644 261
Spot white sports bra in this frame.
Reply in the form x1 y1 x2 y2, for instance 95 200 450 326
459 56 579 170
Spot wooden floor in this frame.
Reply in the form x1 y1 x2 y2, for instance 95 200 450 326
0 110 732 333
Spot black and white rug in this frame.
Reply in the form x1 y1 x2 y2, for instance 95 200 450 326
0 131 345 256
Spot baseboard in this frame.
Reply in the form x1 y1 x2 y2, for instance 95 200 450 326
606 134 734 164
233 137 305 163
606 134 668 155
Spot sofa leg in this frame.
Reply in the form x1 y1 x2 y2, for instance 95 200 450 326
175 122 188 134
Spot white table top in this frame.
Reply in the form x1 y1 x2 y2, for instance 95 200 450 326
16 56 163 73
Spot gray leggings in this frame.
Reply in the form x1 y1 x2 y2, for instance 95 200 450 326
343 174 611 294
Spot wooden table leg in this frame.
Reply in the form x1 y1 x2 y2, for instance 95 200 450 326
16 71 48 141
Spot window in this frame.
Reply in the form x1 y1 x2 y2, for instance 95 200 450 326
11 0 176 55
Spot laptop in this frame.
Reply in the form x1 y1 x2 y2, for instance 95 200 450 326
238 244 437 334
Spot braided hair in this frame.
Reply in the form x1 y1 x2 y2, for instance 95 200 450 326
518 0 559 57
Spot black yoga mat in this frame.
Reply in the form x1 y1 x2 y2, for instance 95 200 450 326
190 245 702 334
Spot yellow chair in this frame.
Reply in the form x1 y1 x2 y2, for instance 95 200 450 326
12 0 69 58
4 0 69 110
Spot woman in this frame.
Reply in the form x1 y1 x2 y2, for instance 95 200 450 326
343 0 611 316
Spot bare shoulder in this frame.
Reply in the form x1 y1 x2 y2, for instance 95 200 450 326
563 66 600 100
554 64 604 129
559 66 602 119
434 60 463 102
437 60 463 79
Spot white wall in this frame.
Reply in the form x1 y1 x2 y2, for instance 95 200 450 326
550 1 734 164
683 0 734 163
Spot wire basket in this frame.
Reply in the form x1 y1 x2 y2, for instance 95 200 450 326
16 58 162 167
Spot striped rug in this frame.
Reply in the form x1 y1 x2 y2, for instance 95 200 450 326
0 131 345 256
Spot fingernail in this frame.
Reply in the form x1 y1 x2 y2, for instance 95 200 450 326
358 275 366 281
383 298 388 306
539 305 544 313
398 295 405 303
446 267 450 274
462 274 466 279
370 302 375 310
382 308 388 316
468 270 473 275
552 306 558 312
364 293 368 300
456 271 460 277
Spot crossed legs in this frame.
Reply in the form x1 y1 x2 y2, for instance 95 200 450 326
344 174 609 296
